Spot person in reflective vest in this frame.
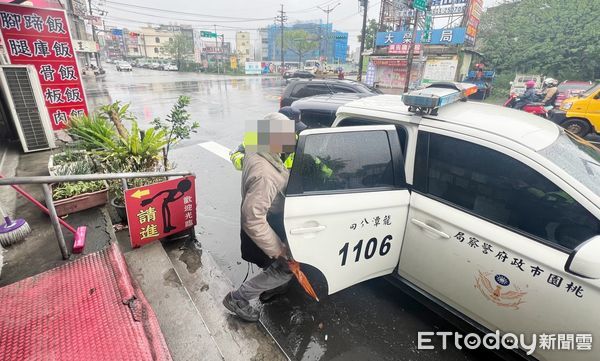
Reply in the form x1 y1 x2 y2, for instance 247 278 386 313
230 107 332 177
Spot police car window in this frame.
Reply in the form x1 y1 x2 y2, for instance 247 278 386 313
414 132 600 251
295 131 395 193
337 118 407 154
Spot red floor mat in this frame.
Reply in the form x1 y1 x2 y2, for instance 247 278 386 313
0 243 171 361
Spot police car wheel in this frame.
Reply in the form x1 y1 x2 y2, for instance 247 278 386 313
563 118 591 137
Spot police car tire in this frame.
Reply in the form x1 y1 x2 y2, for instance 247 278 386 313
563 118 591 137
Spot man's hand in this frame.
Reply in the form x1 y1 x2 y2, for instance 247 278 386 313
276 243 289 260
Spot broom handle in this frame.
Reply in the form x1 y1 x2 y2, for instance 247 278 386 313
0 205 12 226
0 177 76 234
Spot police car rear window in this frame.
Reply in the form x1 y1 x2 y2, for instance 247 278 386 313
415 132 600 251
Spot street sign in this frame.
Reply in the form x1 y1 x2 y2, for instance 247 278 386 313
413 0 427 11
0 3 88 131
200 31 217 38
423 13 432 42
125 176 197 248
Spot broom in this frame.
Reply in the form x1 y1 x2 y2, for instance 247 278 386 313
0 204 31 247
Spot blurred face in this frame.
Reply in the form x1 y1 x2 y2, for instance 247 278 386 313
244 117 296 154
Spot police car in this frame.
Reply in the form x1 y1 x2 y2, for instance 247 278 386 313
283 83 600 361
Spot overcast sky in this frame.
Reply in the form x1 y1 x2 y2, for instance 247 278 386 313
98 0 500 51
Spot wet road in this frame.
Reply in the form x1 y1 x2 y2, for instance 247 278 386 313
84 67 505 361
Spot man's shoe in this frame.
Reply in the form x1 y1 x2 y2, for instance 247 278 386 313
222 292 260 322
259 282 290 303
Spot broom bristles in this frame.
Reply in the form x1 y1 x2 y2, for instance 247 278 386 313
0 221 31 247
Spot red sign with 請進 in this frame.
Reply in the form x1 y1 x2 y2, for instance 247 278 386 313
125 176 197 248
0 3 88 130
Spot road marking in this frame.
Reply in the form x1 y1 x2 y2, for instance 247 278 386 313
198 141 231 162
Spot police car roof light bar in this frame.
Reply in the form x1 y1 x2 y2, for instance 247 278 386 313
402 83 477 115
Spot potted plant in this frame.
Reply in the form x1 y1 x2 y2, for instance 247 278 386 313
51 161 109 216
52 180 109 217
48 148 90 176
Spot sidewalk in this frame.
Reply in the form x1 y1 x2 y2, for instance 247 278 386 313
0 145 114 285
0 144 288 361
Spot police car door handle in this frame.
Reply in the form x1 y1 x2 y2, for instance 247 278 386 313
290 225 327 235
410 219 450 239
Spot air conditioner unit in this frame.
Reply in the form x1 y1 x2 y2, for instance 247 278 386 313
0 65 55 152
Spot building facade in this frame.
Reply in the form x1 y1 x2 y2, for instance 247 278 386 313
235 31 252 66
266 22 348 65
257 28 269 61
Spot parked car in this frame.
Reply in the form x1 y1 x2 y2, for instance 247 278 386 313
283 69 298 79
288 70 315 79
281 79 382 107
163 64 178 71
149 63 161 70
284 83 600 361
115 61 132 72
290 93 375 129
554 80 594 107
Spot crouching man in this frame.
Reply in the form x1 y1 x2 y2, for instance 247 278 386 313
223 112 297 322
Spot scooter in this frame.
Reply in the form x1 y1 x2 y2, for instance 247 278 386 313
504 94 549 118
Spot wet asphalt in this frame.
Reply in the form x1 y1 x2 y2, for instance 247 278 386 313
83 67 505 361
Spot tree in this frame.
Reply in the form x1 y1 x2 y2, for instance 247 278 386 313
152 95 199 168
357 19 381 50
478 0 600 80
277 29 319 66
162 33 193 70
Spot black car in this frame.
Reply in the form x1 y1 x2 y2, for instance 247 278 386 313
290 93 376 129
290 70 315 79
280 79 382 107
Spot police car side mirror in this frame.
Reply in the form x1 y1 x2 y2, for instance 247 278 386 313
565 235 600 279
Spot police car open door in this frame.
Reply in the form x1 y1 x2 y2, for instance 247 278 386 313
284 125 410 295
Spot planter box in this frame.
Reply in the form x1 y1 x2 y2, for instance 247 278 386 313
52 181 109 217
48 151 91 176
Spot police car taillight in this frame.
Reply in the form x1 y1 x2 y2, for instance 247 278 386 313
403 83 477 115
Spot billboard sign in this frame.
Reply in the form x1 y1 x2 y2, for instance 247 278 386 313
125 176 197 248
0 3 88 130
430 0 468 16
245 61 261 75
422 57 459 84
376 27 466 46
465 0 483 46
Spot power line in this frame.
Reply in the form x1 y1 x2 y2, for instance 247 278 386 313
318 2 342 62
100 0 273 21
102 3 273 23
287 0 339 13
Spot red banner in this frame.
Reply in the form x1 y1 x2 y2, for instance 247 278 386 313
125 176 197 248
0 3 88 130
388 43 421 55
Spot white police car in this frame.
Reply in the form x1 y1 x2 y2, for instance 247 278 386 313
283 83 600 361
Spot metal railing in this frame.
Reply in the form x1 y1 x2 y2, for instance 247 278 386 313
0 171 194 259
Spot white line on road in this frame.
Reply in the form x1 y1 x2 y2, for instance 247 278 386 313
198 141 231 162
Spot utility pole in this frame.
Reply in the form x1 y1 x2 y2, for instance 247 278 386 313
403 9 419 93
88 0 101 66
214 24 220 74
275 4 287 75
357 0 368 82
317 2 341 64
